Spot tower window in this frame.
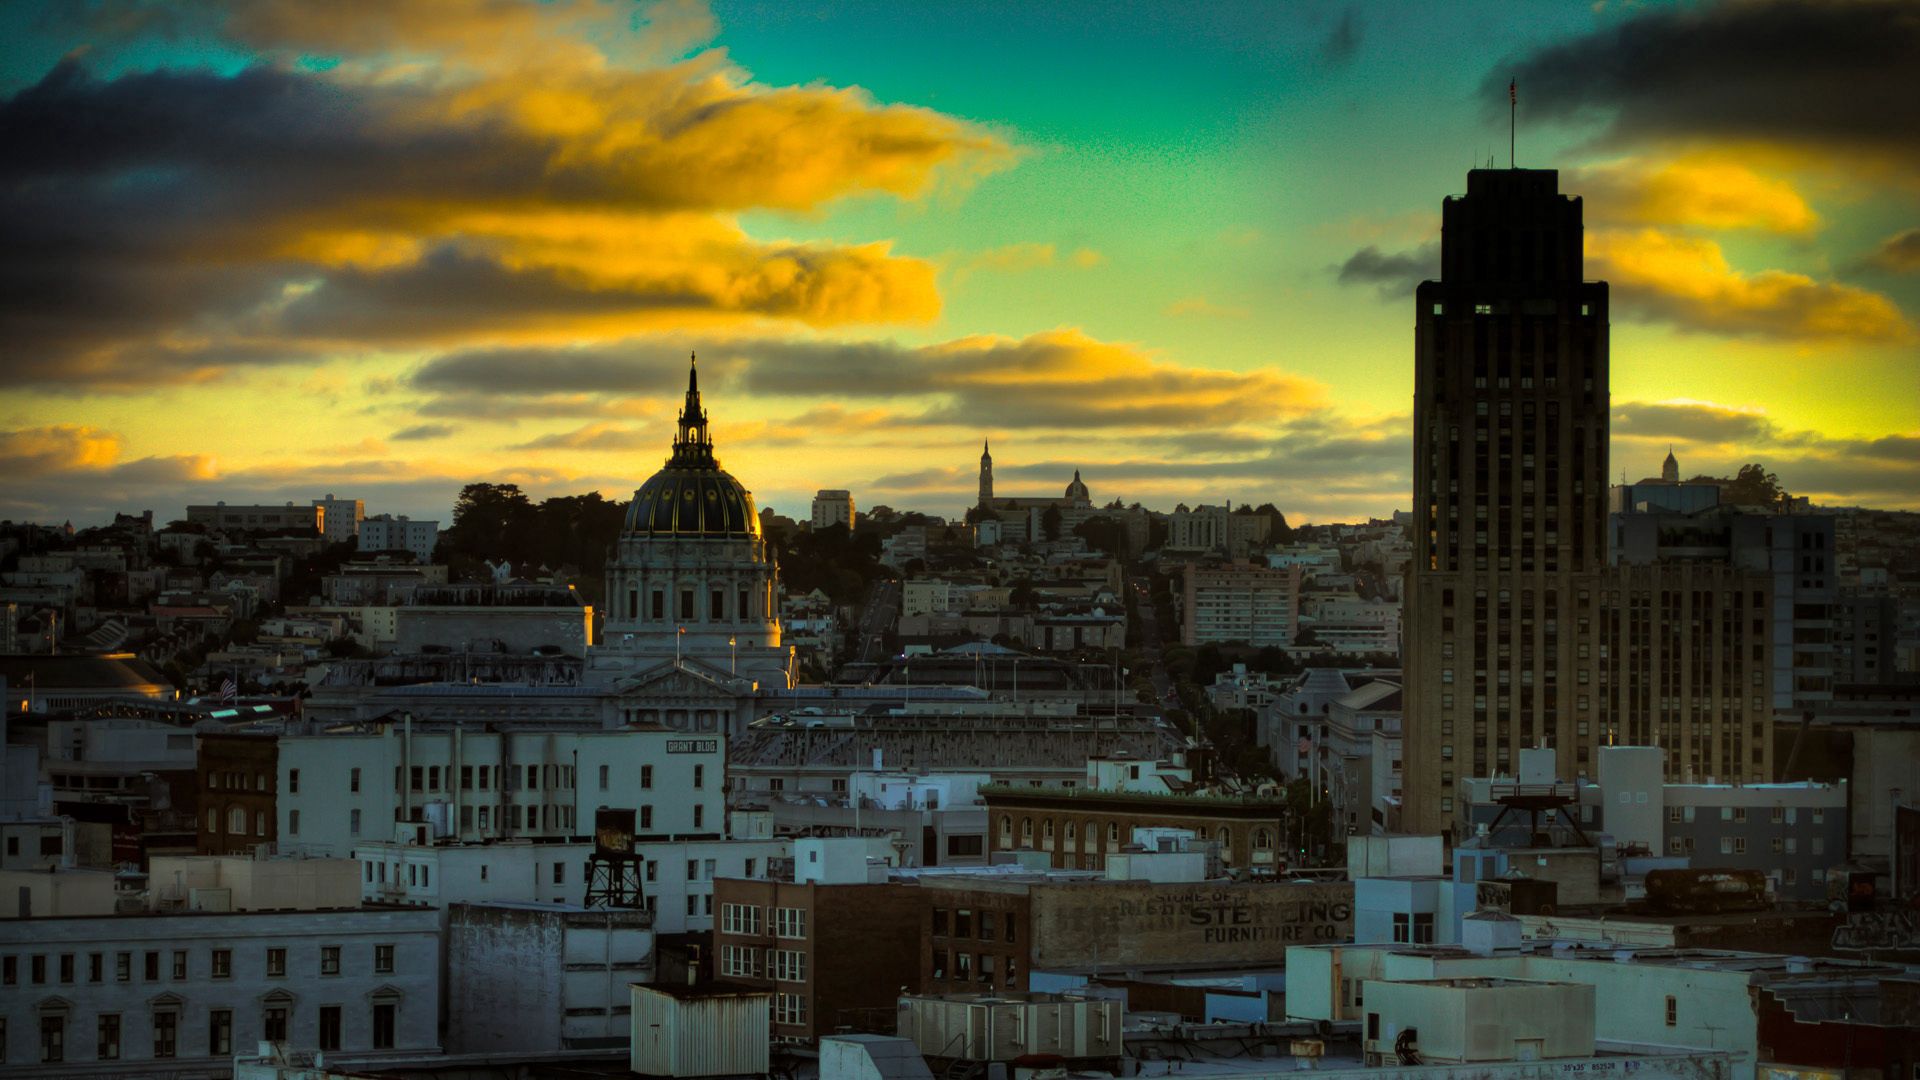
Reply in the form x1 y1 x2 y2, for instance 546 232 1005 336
740 588 751 620
651 591 664 621
711 589 725 620
680 589 694 621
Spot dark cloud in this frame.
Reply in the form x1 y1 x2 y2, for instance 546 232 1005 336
1611 402 1776 445
389 423 457 441
1319 7 1362 65
408 330 1325 431
1869 228 1920 273
1333 242 1438 301
0 36 1001 388
1491 0 1920 161
508 424 655 452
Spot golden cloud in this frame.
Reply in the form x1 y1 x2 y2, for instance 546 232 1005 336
0 425 124 473
5 0 1011 388
1587 228 1912 342
1572 156 1819 234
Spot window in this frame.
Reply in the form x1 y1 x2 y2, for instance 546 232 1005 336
1413 913 1435 944
321 946 341 975
599 765 609 790
693 764 705 789
289 809 300 836
720 945 761 978
931 948 947 980
641 765 654 789
172 951 187 980
60 953 74 983
39 1014 64 1064
1668 806 1683 823
775 907 807 939
375 944 395 974
372 1000 397 1050
267 948 286 977
88 953 101 982
288 769 299 794
722 903 762 935
264 1002 289 1043
350 767 361 793
641 805 653 829
209 1009 233 1056
774 992 807 1026
153 1009 178 1059
211 949 231 978
979 954 996 984
774 949 807 982
694 805 705 829
1392 912 1411 943
319 1006 342 1051
97 1013 120 1060
1664 995 1677 1026
553 862 565 885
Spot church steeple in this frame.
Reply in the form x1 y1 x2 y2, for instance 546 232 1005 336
978 438 994 506
671 352 715 466
1662 445 1679 483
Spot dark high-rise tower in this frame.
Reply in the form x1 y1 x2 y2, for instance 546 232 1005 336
1402 169 1611 836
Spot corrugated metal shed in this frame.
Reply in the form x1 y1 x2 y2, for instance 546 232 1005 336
630 981 770 1078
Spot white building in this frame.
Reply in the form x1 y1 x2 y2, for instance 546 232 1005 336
346 835 790 934
356 515 439 565
277 724 726 859
0 896 438 1076
1180 562 1301 647
810 490 856 531
311 494 365 544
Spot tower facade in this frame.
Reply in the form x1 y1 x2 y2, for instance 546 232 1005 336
978 439 994 507
1402 169 1611 836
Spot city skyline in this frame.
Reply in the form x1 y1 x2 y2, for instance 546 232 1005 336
3 0 1918 529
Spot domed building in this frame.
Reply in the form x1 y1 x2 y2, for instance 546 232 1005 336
589 356 792 710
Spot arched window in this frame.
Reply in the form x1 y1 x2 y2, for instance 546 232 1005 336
1218 827 1231 852
1255 828 1272 849
1020 817 1033 843
1043 820 1054 840
205 808 218 834
1107 822 1119 844
999 815 1012 841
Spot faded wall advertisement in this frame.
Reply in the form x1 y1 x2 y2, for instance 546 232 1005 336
1030 881 1353 969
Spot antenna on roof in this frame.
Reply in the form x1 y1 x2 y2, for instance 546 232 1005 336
1509 78 1517 168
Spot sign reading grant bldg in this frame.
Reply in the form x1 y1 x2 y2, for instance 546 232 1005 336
1029 881 1354 968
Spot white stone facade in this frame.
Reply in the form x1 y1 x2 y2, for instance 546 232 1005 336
0 907 440 1077
277 726 726 859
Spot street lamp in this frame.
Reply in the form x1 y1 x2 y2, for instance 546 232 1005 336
729 635 737 675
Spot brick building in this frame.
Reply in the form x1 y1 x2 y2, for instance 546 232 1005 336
195 732 278 856
982 787 1287 871
919 878 1031 996
709 877 922 1042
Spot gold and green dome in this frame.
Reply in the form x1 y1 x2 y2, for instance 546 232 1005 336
623 355 762 539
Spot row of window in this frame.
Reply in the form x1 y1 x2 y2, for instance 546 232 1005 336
1666 805 1825 825
7 1000 398 1063
1 944 395 987
622 582 771 625
717 945 806 982
929 949 1016 986
291 762 692 796
996 816 1273 854
931 907 1018 944
718 903 807 938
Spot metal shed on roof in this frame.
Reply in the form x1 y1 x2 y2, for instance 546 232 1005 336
630 981 770 1078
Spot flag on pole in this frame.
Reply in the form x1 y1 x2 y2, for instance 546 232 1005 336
1509 79 1516 105
219 678 238 702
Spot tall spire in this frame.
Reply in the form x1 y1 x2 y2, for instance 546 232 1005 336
671 351 714 466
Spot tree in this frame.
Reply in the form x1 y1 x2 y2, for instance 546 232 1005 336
1726 463 1786 507
1041 505 1063 541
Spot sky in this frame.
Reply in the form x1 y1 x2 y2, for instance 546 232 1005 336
1 0 1916 528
